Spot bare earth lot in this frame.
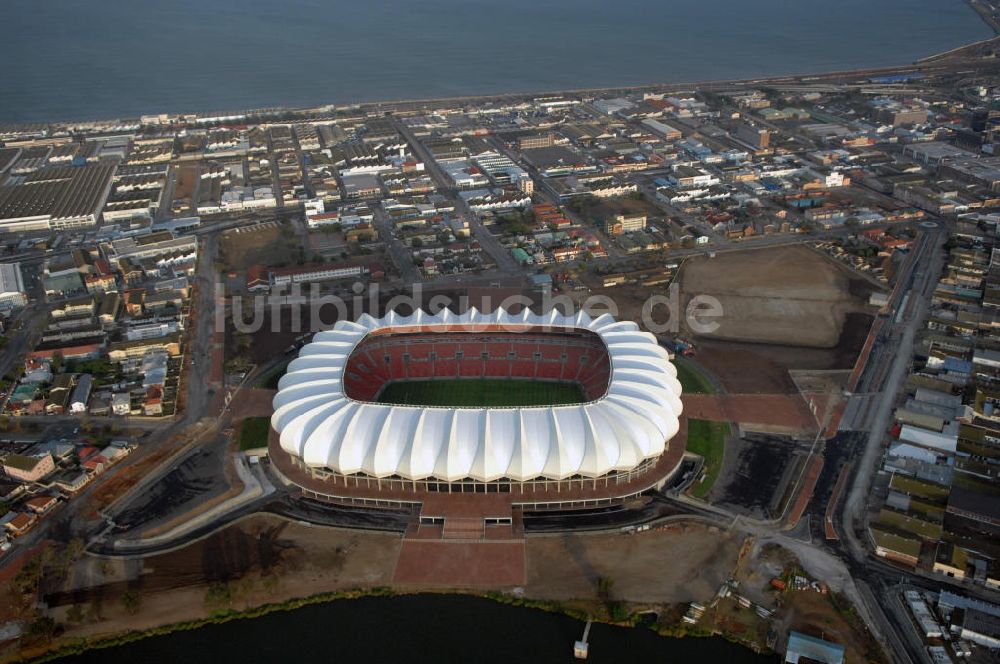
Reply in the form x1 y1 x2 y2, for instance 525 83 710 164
218 222 300 273
525 523 743 603
50 515 402 639
49 518 742 639
36 517 887 662
581 245 874 395
678 245 874 348
693 312 871 394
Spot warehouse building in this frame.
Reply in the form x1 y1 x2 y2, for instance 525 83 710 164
0 262 27 311
784 631 845 664
0 162 116 232
270 262 371 288
105 232 198 269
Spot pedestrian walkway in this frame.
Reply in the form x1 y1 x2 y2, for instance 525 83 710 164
681 393 817 434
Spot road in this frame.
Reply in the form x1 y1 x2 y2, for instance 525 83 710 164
372 206 421 282
0 230 225 567
836 228 947 664
841 229 945 552
633 179 729 244
639 225 952 664
388 116 519 274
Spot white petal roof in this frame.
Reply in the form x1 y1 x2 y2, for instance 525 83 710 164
271 308 682 482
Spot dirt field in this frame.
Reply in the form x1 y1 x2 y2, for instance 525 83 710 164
226 304 324 366
80 442 183 519
229 387 277 420
49 518 741 642
678 245 875 348
525 523 743 604
114 433 238 538
693 311 871 394
734 540 886 663
308 229 349 259
580 247 874 395
779 590 885 663
171 165 199 214
218 222 301 273
567 194 667 227
49 515 402 639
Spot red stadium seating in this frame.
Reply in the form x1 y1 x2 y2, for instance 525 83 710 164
341 329 611 401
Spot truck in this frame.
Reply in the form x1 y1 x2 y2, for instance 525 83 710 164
663 337 696 357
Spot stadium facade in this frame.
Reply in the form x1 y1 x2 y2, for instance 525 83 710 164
269 308 685 514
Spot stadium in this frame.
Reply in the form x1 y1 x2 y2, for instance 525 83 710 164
268 307 685 527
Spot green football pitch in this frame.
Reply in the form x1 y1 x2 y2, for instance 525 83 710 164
375 379 585 407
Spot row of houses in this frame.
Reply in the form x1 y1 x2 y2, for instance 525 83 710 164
868 215 1000 592
0 440 133 542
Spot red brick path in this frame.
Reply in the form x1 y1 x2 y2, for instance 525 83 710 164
682 394 817 432
392 540 526 587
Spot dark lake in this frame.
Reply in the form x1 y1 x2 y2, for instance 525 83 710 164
59 594 778 663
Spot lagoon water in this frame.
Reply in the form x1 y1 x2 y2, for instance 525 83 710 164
60 594 778 663
0 0 992 122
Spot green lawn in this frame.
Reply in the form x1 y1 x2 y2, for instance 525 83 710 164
376 379 585 408
239 417 271 450
256 359 292 389
686 418 729 499
674 359 716 395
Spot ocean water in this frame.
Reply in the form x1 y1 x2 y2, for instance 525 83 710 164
0 0 992 122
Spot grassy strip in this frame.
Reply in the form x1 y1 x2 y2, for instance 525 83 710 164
255 360 291 389
686 419 729 499
673 360 715 395
238 417 271 451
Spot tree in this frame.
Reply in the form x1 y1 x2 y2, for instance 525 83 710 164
596 575 614 601
65 604 85 624
261 575 280 596
121 589 143 615
235 577 256 608
234 332 252 353
204 582 232 609
51 352 64 374
26 616 56 641
85 599 103 623
607 602 630 622
58 538 86 571
595 575 628 622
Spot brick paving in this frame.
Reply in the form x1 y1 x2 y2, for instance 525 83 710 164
682 393 817 433
392 540 526 587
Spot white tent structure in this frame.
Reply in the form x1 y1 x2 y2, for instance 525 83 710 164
271 308 683 483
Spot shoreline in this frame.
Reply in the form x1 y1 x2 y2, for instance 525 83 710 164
1 56 990 127
1 2 997 126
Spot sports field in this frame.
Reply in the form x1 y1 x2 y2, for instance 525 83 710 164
376 379 585 407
